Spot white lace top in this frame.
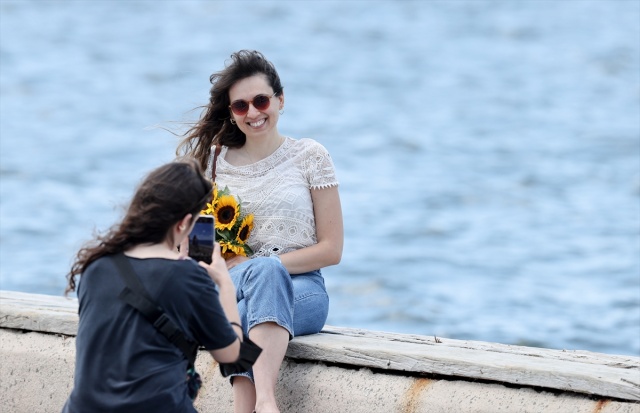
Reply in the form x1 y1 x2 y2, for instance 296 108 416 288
206 137 339 257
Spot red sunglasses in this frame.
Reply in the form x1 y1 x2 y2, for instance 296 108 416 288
229 92 277 116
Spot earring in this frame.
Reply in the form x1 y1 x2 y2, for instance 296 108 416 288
279 108 284 115
230 118 236 125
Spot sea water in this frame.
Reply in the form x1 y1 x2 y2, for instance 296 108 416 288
1 0 638 356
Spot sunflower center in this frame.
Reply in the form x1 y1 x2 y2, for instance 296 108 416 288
238 226 249 242
217 206 236 224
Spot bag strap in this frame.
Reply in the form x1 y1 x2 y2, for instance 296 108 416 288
211 144 222 182
112 253 199 367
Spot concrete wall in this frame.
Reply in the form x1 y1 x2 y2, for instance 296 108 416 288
1 328 636 413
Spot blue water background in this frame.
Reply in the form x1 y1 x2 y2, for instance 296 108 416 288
1 0 639 356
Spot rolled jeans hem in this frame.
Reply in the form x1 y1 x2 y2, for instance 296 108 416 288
229 371 254 385
249 316 294 340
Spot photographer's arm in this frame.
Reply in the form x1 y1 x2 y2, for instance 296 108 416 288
200 243 244 363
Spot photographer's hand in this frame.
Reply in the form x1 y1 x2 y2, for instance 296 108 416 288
199 242 233 286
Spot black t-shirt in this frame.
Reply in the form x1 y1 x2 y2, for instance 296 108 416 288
62 256 237 413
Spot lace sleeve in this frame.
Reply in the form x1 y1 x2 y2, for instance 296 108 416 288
303 140 339 189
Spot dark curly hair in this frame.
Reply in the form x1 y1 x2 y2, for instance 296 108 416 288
176 50 284 172
65 159 212 295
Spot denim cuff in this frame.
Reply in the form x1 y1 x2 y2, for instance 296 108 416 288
229 370 253 385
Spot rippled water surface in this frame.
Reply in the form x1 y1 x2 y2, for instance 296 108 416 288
1 0 639 356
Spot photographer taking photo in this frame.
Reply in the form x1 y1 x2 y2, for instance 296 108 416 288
62 159 260 413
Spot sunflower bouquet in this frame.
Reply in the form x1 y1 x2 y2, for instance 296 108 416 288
201 184 254 259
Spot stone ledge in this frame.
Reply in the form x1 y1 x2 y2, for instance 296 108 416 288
1 289 639 407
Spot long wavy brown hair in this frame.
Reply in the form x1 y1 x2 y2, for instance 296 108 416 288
175 50 284 172
65 159 212 295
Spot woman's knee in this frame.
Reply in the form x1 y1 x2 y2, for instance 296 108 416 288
293 291 329 336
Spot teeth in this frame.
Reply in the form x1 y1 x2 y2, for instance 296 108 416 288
249 119 266 127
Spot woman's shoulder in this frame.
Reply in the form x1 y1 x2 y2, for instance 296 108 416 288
289 137 324 148
287 137 331 156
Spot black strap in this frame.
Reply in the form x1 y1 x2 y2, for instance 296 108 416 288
218 335 263 377
112 253 199 367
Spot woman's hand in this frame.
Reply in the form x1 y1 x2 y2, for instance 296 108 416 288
199 242 233 287
225 254 250 270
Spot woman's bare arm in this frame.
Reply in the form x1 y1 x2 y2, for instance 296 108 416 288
279 185 343 274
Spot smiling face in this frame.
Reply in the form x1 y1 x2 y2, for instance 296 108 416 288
228 74 284 141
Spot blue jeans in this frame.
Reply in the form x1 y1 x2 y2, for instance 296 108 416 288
228 257 329 382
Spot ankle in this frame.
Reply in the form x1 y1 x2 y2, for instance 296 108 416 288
254 400 279 413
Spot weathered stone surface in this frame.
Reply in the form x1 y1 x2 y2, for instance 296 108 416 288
289 327 640 402
1 329 638 413
1 290 639 412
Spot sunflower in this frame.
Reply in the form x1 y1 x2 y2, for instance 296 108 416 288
214 195 239 230
197 183 254 259
220 241 246 259
200 184 219 215
236 214 254 244
201 200 214 215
